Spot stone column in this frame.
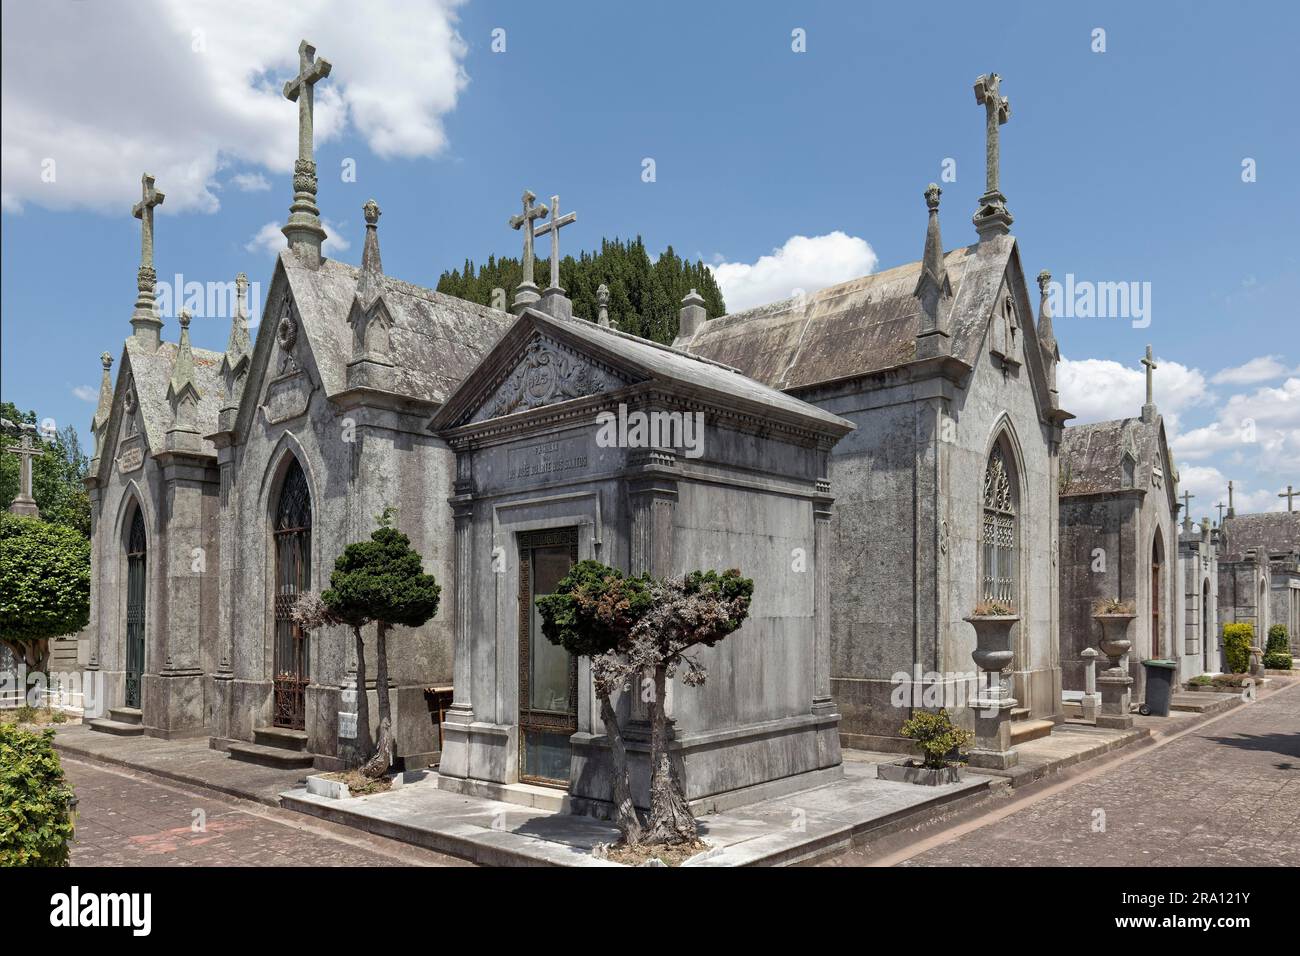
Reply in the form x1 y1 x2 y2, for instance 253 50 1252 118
1080 646 1101 722
438 477 475 780
812 480 835 715
626 448 678 736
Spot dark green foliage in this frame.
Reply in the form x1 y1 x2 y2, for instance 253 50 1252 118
681 568 755 645
535 559 652 657
0 514 91 659
1266 624 1289 655
436 237 727 344
1263 651 1292 670
899 708 973 769
322 525 441 629
0 402 90 537
1222 623 1254 674
0 724 76 866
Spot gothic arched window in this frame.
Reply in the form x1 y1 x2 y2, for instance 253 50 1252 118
981 444 1018 607
273 458 312 728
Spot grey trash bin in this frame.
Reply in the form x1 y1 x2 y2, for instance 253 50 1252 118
1139 659 1177 716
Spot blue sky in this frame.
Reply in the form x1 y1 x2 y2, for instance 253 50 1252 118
2 0 1297 515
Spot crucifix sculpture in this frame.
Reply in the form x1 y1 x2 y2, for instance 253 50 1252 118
1180 489 1195 529
534 194 577 293
130 173 165 344
1215 501 1226 524
7 432 42 517
282 40 332 266
1141 345 1158 406
972 72 1013 237
509 190 548 311
1280 484 1297 513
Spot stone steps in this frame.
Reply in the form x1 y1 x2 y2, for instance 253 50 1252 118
1010 707 1032 721
253 727 309 751
87 718 144 737
109 707 143 725
1009 718 1055 745
227 740 315 770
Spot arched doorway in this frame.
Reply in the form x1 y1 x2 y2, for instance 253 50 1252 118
125 507 147 709
1151 533 1164 658
273 458 312 729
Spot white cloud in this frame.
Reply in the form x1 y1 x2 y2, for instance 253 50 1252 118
1 0 469 213
707 232 878 313
72 385 98 403
229 172 272 193
1058 356 1211 431
245 219 350 258
1210 355 1294 386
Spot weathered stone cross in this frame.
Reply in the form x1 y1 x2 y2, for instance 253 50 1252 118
1180 489 1195 528
1216 501 1226 524
1227 480 1235 517
6 432 42 517
284 40 332 166
1280 484 1297 512
509 190 549 291
132 173 165 273
973 73 1011 198
1141 345 1157 405
282 41 332 265
534 194 577 292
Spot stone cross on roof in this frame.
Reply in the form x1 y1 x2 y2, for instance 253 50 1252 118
509 190 549 312
1280 484 1297 512
130 173 165 346
972 72 1013 238
1227 480 1235 518
282 40 332 268
6 432 42 517
534 194 577 294
1180 489 1195 530
1216 501 1226 523
1140 344 1159 422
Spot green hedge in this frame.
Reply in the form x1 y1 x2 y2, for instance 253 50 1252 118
1266 624 1289 655
0 723 75 866
1263 651 1292 670
1222 623 1254 674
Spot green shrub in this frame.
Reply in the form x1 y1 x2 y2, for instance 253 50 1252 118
1263 651 1292 671
1188 674 1212 686
0 724 75 866
1266 624 1289 655
899 708 973 769
1222 623 1254 674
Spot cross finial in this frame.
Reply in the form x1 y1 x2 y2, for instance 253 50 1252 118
534 194 577 295
1180 489 1195 530
1140 344 1158 412
509 190 549 312
972 72 1013 238
1227 480 1235 518
129 172 166 347
6 431 43 517
1280 484 1297 512
282 40 332 268
1216 501 1226 524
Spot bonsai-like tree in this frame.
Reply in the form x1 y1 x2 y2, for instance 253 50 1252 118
619 569 754 846
536 560 652 844
0 514 90 684
312 508 440 777
899 708 973 769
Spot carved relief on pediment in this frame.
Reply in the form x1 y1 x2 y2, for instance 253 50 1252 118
473 336 619 422
261 368 315 425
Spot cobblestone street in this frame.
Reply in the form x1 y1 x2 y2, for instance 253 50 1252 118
65 758 465 867
820 681 1300 867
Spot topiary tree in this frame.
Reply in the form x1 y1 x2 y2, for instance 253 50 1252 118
0 724 76 866
536 560 653 845
618 568 754 846
899 709 973 769
0 514 90 681
1266 624 1289 655
1222 623 1254 674
319 508 441 777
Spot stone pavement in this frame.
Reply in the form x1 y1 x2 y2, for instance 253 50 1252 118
64 757 466 867
819 678 1300 867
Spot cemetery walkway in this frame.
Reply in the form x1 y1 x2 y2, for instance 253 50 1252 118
64 756 468 867
818 678 1300 867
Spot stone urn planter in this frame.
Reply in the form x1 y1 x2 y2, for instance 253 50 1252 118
963 614 1019 697
962 612 1020 769
1093 612 1137 729
877 759 964 786
1094 613 1136 669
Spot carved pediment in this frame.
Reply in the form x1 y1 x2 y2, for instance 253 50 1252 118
261 367 316 425
471 335 623 423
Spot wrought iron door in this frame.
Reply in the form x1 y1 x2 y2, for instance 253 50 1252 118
273 460 312 729
125 509 147 709
517 528 579 786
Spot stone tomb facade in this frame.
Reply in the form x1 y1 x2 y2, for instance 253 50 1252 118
430 305 851 808
1179 518 1222 675
1217 511 1300 654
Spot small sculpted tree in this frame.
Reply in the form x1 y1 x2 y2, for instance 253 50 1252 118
622 569 754 846
315 509 441 777
536 560 652 845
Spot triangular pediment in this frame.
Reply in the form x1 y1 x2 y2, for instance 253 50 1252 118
469 332 629 424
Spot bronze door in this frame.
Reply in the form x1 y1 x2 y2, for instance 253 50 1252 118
125 509 147 709
517 528 578 786
273 460 312 729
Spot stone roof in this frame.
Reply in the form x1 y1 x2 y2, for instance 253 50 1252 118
123 336 224 457
1219 511 1300 560
1059 415 1170 498
678 235 1014 390
433 305 856 438
281 250 513 405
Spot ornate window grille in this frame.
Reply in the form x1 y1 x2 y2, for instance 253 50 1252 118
125 508 147 709
273 459 312 729
981 446 1017 606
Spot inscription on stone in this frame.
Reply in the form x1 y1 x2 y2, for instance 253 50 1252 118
118 442 144 473
507 438 587 481
338 711 357 739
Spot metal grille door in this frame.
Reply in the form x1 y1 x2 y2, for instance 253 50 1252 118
273 460 312 729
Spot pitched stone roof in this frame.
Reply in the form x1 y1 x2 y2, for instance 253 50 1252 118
678 236 1014 390
281 251 513 405
123 336 224 457
1059 415 1169 497
1219 511 1300 560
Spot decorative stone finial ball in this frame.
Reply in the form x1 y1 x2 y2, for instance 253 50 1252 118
364 199 381 225
101 351 113 369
